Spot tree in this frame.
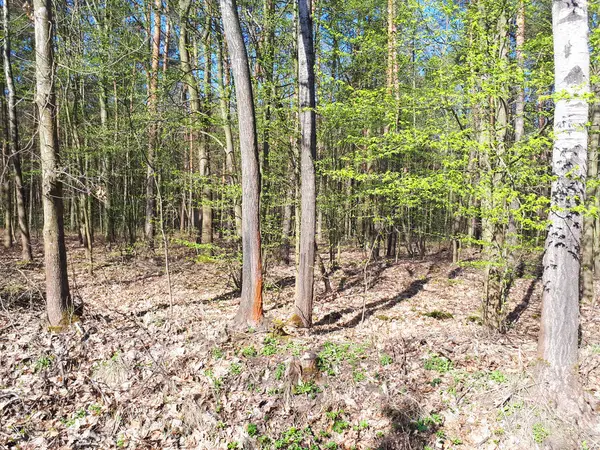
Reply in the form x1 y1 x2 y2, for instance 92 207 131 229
293 0 317 327
145 0 161 248
538 0 590 417
33 0 72 326
2 0 32 261
219 0 264 327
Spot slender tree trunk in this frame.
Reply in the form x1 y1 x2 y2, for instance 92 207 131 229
219 0 263 327
293 0 317 327
538 0 590 417
34 0 72 326
3 0 32 261
280 170 294 265
1 85 12 250
145 0 161 248
98 82 114 243
503 0 525 282
217 32 242 238
200 17 213 244
582 86 599 303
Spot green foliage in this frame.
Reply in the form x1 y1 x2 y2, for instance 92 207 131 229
241 345 258 358
292 380 322 398
488 370 506 384
274 363 286 380
261 336 280 356
424 354 453 373
379 354 393 366
412 413 443 432
317 341 367 376
247 423 259 437
229 363 242 376
532 423 550 444
326 410 349 433
212 347 224 359
34 355 52 373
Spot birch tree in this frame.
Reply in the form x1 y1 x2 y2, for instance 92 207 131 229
538 0 590 416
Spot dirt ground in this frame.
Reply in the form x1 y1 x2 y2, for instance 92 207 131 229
1 237 599 449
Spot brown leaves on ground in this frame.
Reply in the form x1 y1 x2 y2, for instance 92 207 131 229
0 239 599 449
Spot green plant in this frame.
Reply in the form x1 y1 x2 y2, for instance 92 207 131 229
430 377 442 387
227 442 239 449
327 410 349 433
212 347 224 359
88 404 102 415
241 345 257 357
424 354 453 373
293 380 321 398
274 363 286 380
353 420 369 431
261 336 280 356
230 363 242 375
274 426 305 449
247 423 259 437
532 423 549 444
258 435 272 448
489 370 506 383
379 354 393 366
412 414 443 432
116 434 126 448
352 370 366 382
34 355 52 373
317 341 367 376
324 442 338 449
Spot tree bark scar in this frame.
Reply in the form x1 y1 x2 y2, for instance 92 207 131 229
252 274 263 322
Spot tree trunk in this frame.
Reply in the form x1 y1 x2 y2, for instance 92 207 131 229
145 0 161 248
98 82 114 243
200 19 213 245
293 0 317 328
1 85 12 250
34 0 72 327
538 0 590 417
3 0 32 261
582 85 599 303
217 31 242 238
219 0 264 327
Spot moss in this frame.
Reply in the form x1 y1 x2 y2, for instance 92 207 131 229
288 314 305 328
48 313 81 333
423 310 454 320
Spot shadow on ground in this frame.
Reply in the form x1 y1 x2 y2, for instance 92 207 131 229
314 277 429 334
376 401 438 449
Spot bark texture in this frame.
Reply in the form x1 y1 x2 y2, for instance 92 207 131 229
538 0 590 416
582 85 599 302
219 0 264 327
3 0 32 261
293 0 317 327
34 0 72 326
145 0 161 248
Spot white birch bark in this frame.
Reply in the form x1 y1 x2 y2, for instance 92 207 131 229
539 0 590 399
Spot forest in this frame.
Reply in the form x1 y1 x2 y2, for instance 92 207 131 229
0 0 599 448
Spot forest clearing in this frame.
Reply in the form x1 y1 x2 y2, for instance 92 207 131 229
1 0 600 448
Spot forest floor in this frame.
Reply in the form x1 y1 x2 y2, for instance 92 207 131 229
1 237 599 450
